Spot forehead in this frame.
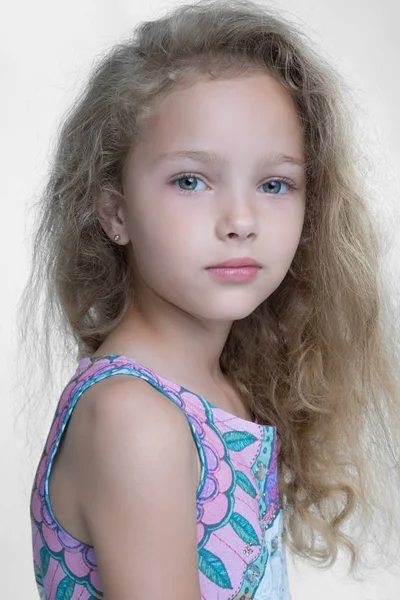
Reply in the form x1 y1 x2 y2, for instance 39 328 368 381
132 73 304 167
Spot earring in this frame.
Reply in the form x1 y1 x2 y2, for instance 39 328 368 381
113 234 121 242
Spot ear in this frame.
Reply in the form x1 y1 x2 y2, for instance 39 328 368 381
96 189 130 245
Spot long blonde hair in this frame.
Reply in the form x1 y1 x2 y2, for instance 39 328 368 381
17 0 400 579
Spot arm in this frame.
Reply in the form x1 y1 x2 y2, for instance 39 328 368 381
74 375 202 600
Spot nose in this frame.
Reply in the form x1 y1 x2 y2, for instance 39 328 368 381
216 191 259 240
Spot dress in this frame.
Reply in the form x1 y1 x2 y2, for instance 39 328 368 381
30 354 291 599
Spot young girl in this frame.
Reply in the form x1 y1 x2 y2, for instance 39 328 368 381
21 0 400 598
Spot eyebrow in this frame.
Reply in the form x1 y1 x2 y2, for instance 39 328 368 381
152 149 305 169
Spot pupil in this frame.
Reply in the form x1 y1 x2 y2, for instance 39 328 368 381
182 177 195 190
268 181 279 192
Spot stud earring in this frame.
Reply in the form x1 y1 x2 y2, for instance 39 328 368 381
113 234 121 242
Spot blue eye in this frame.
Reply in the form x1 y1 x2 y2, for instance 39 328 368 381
173 174 207 192
260 180 292 194
171 173 295 194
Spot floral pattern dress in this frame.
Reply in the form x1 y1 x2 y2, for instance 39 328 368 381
30 354 291 599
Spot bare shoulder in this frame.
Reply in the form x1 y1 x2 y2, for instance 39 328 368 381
70 375 201 600
72 374 198 453
75 373 193 440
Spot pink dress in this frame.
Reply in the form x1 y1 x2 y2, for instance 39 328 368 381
30 354 291 599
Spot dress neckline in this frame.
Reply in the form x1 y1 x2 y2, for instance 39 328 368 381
78 353 276 431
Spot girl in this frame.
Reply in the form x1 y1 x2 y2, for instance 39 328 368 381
21 0 400 598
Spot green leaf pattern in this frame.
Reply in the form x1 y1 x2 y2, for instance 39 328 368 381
56 576 75 600
230 512 260 546
235 470 257 498
198 548 233 589
222 430 258 451
40 546 51 578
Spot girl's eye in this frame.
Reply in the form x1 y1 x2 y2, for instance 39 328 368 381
171 173 295 194
260 179 293 194
172 174 207 192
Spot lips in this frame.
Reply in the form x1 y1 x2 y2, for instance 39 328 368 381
207 257 261 268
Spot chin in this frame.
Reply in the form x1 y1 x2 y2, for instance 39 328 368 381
199 303 263 323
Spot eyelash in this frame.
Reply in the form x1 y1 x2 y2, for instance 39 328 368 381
169 172 297 194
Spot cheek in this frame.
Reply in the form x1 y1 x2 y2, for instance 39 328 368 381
265 214 303 263
128 208 201 274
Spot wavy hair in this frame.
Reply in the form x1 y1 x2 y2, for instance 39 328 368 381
17 0 400 580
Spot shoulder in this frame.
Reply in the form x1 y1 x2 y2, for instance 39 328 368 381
68 374 202 598
71 373 198 468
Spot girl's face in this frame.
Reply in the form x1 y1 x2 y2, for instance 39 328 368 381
118 72 306 323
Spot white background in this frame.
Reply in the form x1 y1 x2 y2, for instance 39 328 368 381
1 0 399 598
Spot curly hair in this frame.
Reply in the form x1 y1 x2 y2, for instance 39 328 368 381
17 0 400 580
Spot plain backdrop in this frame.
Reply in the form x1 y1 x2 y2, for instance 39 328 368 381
2 0 399 598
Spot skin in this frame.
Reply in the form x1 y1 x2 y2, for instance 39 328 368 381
48 71 307 600
98 71 306 401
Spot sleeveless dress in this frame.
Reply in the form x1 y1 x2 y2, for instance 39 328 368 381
30 354 291 599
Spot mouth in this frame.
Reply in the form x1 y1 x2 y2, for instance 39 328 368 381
207 257 261 269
